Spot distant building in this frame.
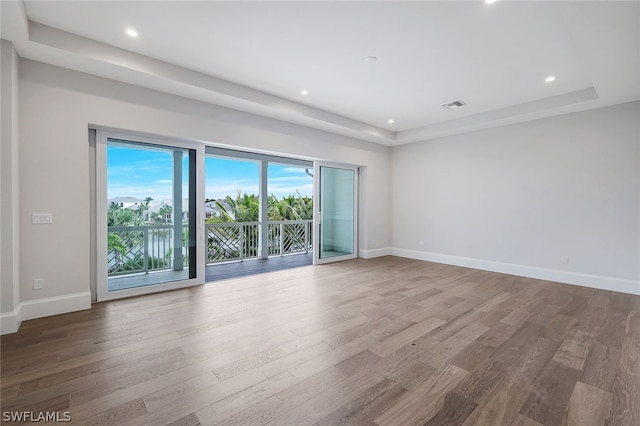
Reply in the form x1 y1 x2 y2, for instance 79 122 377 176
107 197 144 209
205 199 234 220
146 199 181 222
110 197 234 222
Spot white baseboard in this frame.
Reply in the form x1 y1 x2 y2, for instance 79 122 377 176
0 291 91 335
391 248 640 296
359 247 392 259
1 305 22 335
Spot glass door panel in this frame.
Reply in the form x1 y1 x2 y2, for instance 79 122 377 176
97 132 201 301
204 156 260 263
313 163 358 264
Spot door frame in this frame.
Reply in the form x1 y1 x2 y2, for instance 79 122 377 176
95 129 205 302
313 161 359 265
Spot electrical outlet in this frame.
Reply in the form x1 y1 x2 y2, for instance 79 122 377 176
33 278 44 290
562 256 569 264
419 240 424 246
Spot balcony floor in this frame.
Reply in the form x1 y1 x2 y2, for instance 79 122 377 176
108 253 313 292
205 252 313 282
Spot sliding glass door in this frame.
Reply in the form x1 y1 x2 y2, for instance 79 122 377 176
96 131 204 301
313 163 358 264
94 133 358 298
204 146 314 269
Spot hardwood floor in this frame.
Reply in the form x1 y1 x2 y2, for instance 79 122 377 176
1 256 638 425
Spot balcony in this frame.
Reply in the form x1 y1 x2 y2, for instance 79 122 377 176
107 220 313 291
206 220 312 263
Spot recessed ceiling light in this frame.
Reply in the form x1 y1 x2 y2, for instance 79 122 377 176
387 119 394 124
301 90 309 95
126 28 138 37
545 75 556 83
365 56 378 62
485 0 497 4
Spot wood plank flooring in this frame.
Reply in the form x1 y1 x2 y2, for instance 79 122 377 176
1 256 639 425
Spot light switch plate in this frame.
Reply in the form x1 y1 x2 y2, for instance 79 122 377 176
32 213 53 224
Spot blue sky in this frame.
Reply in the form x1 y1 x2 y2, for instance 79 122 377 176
107 145 313 201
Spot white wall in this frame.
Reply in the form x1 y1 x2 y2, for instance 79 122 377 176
391 101 640 294
15 59 390 312
1 40 21 333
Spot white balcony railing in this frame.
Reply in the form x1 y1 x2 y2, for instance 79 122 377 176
267 220 312 257
206 220 312 263
107 225 189 276
108 220 313 276
206 222 260 263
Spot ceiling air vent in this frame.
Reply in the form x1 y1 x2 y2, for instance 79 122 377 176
441 100 466 110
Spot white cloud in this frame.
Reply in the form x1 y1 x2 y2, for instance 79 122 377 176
268 183 313 198
206 183 260 200
108 184 173 200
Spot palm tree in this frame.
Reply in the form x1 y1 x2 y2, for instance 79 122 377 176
209 192 259 258
135 197 153 219
209 191 312 223
278 191 313 220
234 192 259 222
108 203 144 226
278 195 299 220
213 191 259 222
158 204 172 223
206 191 313 259
267 194 285 220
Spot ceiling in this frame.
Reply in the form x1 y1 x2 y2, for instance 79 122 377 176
2 1 639 146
